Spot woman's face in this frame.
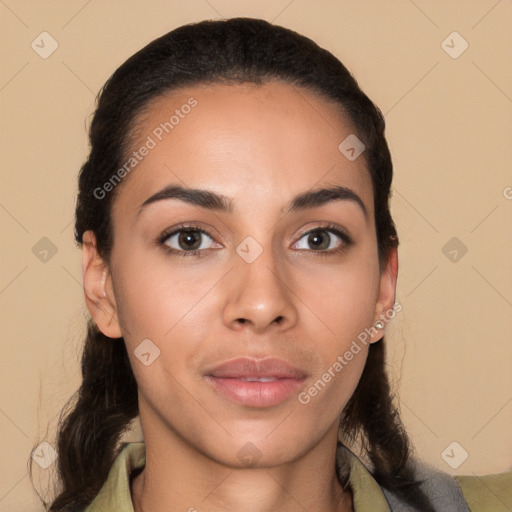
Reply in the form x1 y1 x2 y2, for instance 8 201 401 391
85 81 397 467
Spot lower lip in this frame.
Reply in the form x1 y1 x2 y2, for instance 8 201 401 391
206 377 305 407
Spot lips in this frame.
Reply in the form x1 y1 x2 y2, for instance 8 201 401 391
204 357 307 408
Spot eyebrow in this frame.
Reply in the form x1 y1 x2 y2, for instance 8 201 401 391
138 184 367 219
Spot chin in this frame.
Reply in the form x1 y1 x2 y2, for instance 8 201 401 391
203 434 308 470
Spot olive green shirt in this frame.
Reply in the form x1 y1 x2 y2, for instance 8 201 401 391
83 442 511 511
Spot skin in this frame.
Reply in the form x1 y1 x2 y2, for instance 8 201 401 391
82 81 398 512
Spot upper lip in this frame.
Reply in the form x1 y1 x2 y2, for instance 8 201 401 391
205 357 307 379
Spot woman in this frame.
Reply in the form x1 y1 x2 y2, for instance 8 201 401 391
34 17 509 512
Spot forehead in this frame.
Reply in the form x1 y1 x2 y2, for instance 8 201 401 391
114 81 373 218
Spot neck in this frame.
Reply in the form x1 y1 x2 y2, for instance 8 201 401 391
132 465 351 512
131 425 353 512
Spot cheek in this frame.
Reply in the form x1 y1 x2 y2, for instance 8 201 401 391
112 247 207 334
110 262 210 399
292 249 379 401
110 249 221 379
298 345 368 416
296 251 380 341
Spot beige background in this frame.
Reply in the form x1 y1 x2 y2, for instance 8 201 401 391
1 0 511 510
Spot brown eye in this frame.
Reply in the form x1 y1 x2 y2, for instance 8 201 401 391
177 231 202 250
163 229 216 253
306 231 332 250
293 226 352 254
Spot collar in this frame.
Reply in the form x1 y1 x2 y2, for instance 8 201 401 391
86 441 391 511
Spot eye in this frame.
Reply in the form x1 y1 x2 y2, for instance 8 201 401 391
293 225 352 254
158 225 219 257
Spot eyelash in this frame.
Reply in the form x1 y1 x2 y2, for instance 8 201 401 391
156 222 353 258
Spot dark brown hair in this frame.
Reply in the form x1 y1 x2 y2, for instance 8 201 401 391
31 17 434 511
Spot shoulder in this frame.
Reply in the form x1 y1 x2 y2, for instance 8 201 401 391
81 441 146 512
396 458 512 512
382 459 471 511
381 457 512 512
455 471 512 512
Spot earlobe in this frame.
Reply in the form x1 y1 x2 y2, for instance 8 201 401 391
82 230 123 339
370 247 399 343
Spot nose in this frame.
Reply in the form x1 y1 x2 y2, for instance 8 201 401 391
222 246 298 334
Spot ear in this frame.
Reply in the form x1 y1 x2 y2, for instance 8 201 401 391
370 246 399 343
82 230 123 338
